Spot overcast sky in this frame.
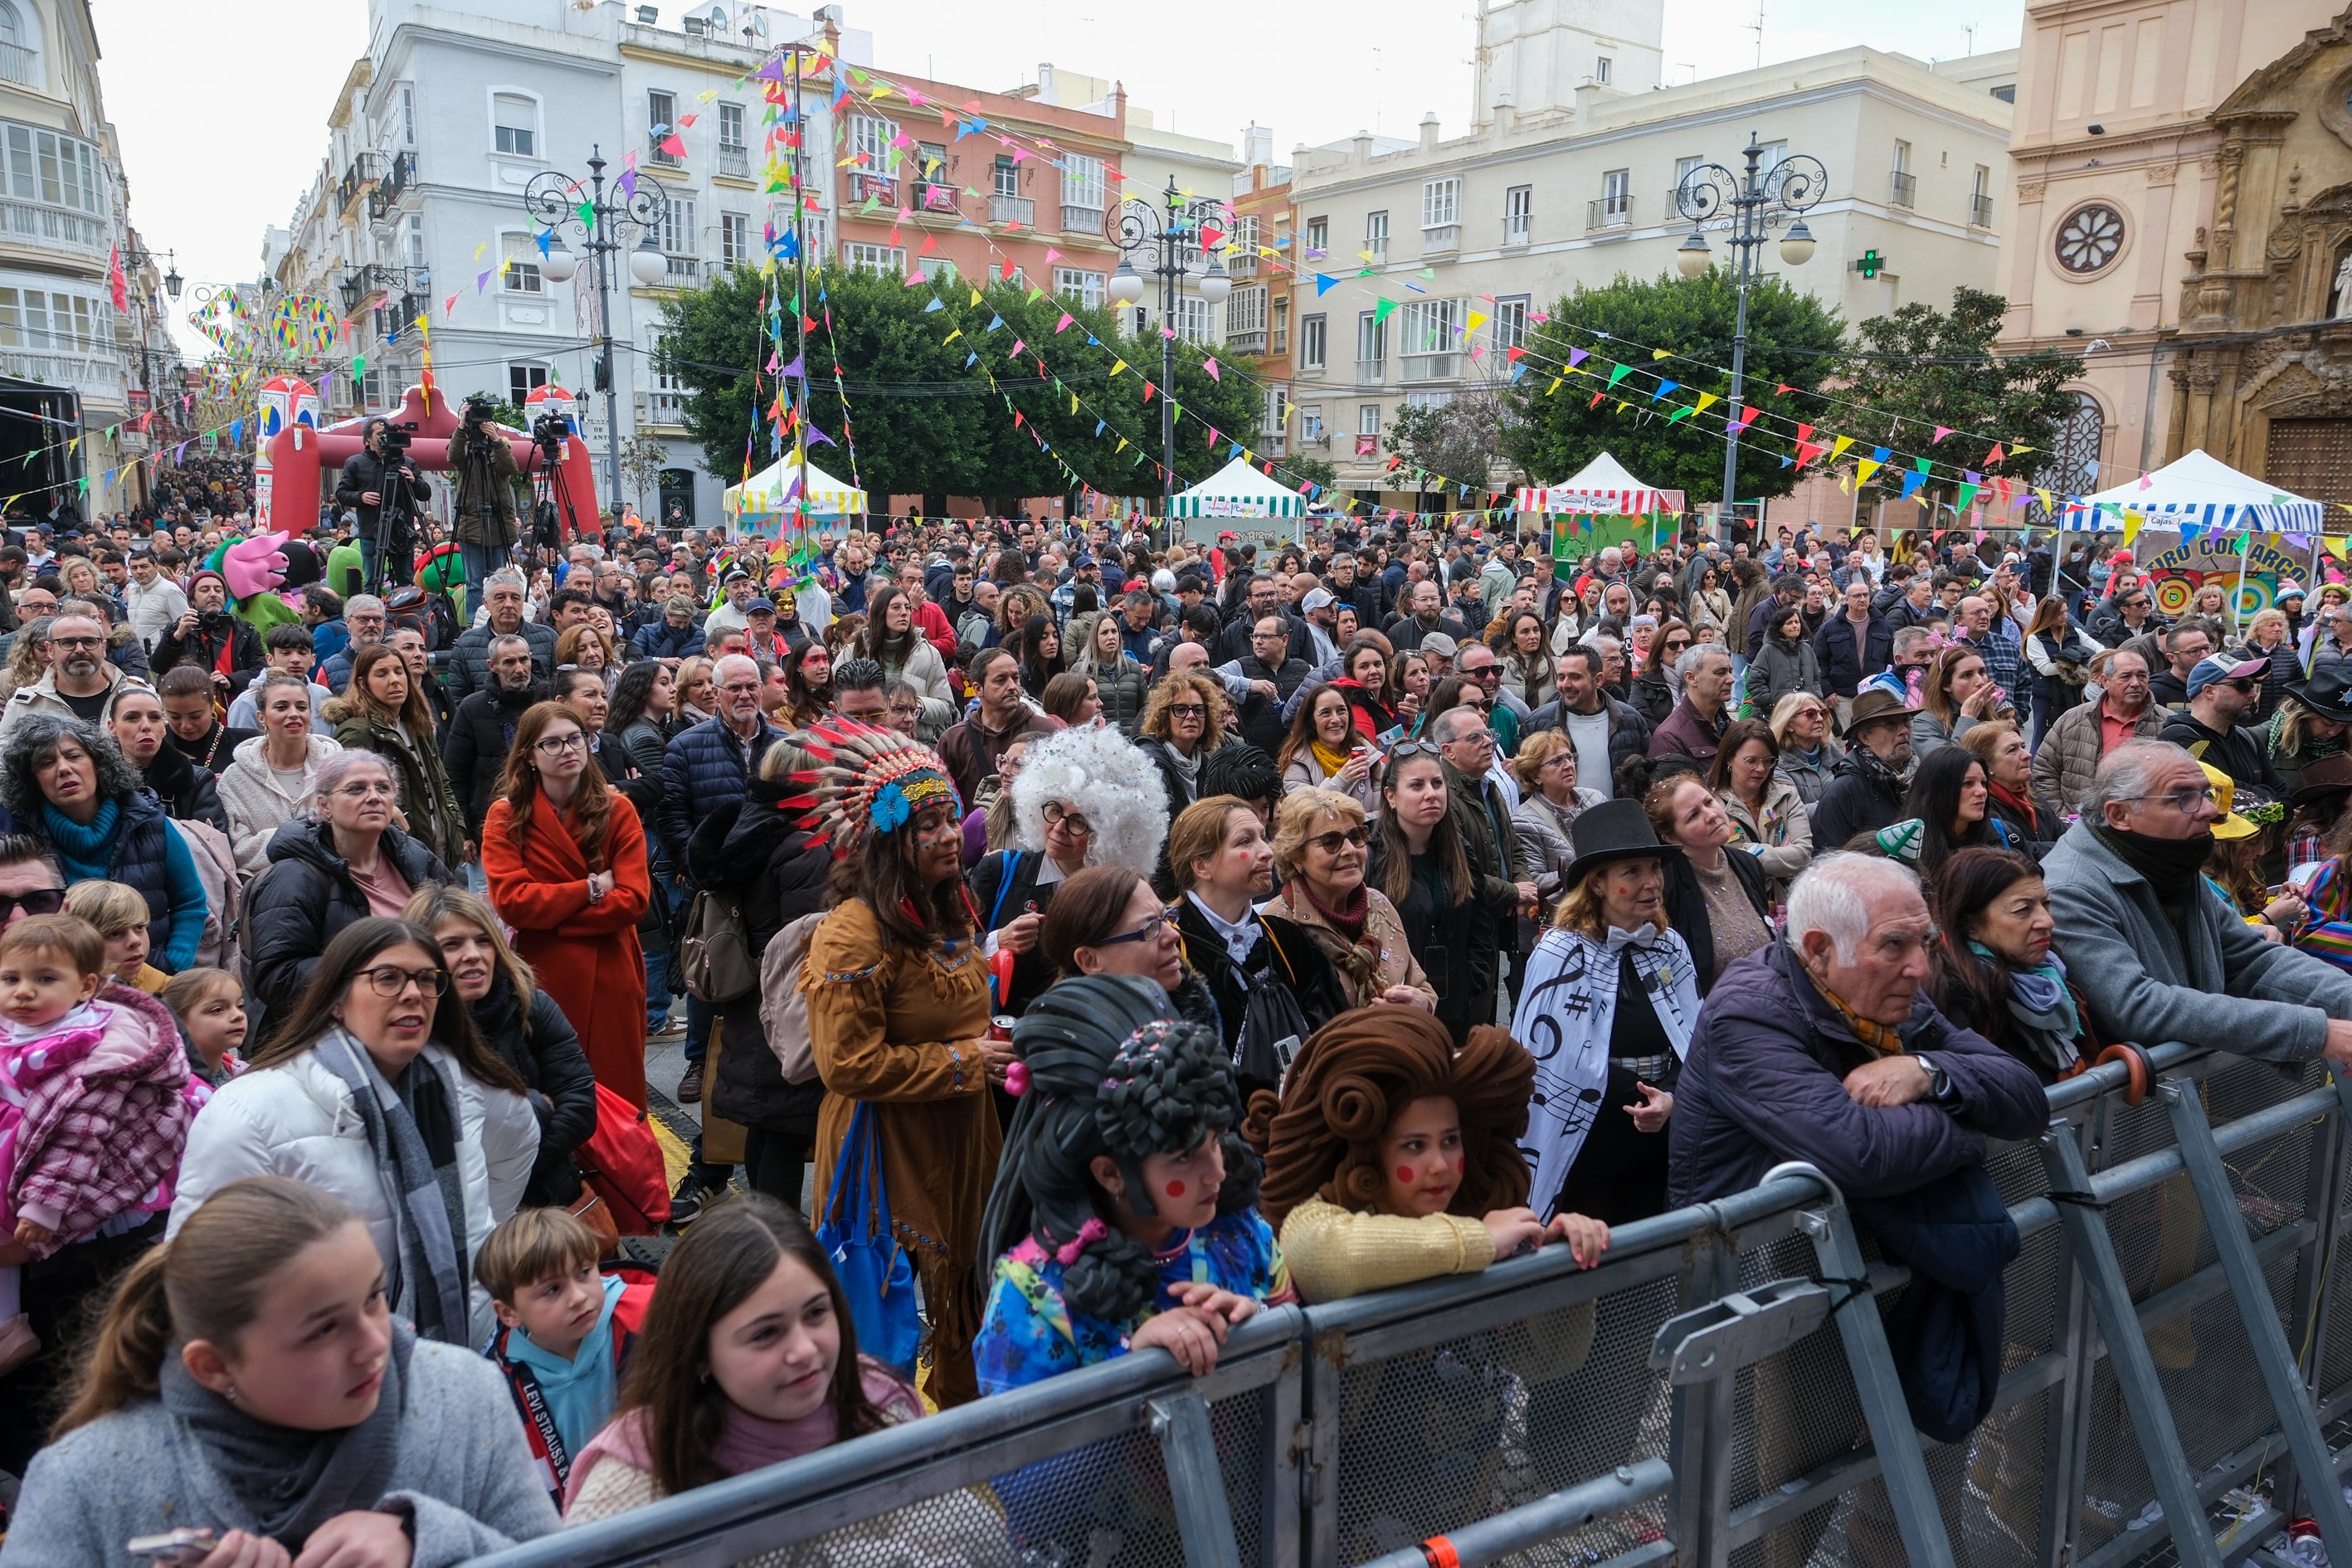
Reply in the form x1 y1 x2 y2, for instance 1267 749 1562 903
95 0 2016 357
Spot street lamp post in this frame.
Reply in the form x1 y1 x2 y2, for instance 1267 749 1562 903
1673 135 1825 536
1105 178 1233 529
523 148 670 514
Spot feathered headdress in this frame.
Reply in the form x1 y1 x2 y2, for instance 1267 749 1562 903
774 717 964 858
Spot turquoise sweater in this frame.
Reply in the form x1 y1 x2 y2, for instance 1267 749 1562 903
39 796 207 971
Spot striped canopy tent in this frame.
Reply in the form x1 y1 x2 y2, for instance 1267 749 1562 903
723 455 869 539
1168 455 1307 518
1517 450 1687 516
2057 448 2324 533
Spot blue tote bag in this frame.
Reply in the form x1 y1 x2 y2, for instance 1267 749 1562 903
817 1102 923 1378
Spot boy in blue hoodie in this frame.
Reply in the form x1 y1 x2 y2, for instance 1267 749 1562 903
476 1208 655 1505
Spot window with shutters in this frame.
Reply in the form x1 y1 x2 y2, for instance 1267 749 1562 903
492 94 536 158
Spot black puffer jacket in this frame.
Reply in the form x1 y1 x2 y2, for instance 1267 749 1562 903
688 781 832 1132
243 816 450 1023
470 977 598 1206
441 679 543 835
139 741 228 833
1365 842 1521 1048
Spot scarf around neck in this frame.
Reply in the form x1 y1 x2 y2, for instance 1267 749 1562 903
1969 941 2081 1068
1987 779 2039 835
41 796 122 880
1308 737 1354 779
313 1028 472 1344
2091 823 2214 905
159 1319 413 1549
1816 976 1904 1055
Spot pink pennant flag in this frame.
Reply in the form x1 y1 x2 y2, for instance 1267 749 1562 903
1010 338 1025 356
1044 247 1061 264
443 293 459 317
1933 425 1954 444
1054 313 1073 333
1203 357 1220 382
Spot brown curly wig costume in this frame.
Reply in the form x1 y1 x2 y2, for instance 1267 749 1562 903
1253 1006 1535 1231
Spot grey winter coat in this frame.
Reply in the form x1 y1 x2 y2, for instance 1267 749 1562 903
2043 819 2352 1063
0 1336 559 1568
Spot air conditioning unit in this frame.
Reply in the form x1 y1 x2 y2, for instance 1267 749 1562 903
633 392 649 417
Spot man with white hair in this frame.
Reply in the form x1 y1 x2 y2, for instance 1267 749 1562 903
1648 644 1733 764
319 593 387 694
1668 852 2048 1208
2043 739 2352 1066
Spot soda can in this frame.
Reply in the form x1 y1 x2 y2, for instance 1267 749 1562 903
990 1015 1015 1042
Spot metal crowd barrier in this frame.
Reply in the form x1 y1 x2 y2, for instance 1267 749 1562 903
470 1042 2352 1568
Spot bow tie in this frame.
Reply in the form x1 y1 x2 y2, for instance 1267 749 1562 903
1605 924 1663 952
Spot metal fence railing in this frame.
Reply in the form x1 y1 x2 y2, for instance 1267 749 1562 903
469 1041 2352 1568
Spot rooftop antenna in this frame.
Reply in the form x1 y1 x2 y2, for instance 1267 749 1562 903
1371 46 1384 134
1962 22 1976 55
1751 2 1765 69
1678 61 1697 83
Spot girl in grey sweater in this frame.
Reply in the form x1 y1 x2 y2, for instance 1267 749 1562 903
2 1176 557 1568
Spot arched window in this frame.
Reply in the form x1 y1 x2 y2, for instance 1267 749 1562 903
0 2 25 45
2030 392 2105 523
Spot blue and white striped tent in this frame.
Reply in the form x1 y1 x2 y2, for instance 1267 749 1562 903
2057 448 2324 533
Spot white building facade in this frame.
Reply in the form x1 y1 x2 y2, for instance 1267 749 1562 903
1286 0 2018 506
271 0 867 531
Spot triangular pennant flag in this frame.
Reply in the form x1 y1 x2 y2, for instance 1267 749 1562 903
1933 425 1955 444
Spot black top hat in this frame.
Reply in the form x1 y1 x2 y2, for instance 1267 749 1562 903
1562 797 1681 886
2287 665 2352 725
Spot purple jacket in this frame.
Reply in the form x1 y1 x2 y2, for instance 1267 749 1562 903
1667 941 2050 1208
1648 696 1727 764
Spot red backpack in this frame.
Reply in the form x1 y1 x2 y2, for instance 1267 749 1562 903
574 1083 673 1234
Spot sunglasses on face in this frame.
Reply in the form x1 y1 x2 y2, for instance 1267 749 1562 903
1306 827 1371 855
0 889 65 921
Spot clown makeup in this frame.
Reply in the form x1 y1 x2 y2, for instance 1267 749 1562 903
1132 1132 1225 1234
1379 1096 1465 1218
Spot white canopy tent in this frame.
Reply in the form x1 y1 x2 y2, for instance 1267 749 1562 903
2057 448 2324 533
1168 456 1307 519
1517 451 1688 516
723 455 869 538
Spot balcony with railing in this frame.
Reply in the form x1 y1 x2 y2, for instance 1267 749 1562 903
1970 192 1995 228
1355 358 1385 387
1228 251 1258 275
0 42 37 88
648 129 682 168
1226 329 1267 355
336 152 385 217
1585 196 1634 231
1889 171 1916 208
0 196 107 262
1061 204 1103 234
368 152 417 225
1420 225 1458 255
0 346 123 402
989 193 1035 227
1401 353 1460 383
716 145 749 179
664 255 700 285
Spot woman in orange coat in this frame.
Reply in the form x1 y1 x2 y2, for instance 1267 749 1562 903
482 700 653 1107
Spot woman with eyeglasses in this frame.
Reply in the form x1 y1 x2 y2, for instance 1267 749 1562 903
481 702 652 1109
326 641 467 869
1688 564 1732 640
1709 718 1813 896
1766 692 1842 805
1136 670 1226 888
1278 683 1381 811
243 749 451 1024
1264 788 1435 1014
0 715 207 976
1629 621 1692 730
1507 729 1602 912
968 726 1169 1024
168 917 540 1345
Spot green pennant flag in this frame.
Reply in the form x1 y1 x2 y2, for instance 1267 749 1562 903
1372 299 1398 325
1666 405 1694 424
576 200 595 229
1605 363 1632 388
1955 482 1980 513
1912 456 1933 475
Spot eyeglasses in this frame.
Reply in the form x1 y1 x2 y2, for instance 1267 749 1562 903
51 635 102 649
361 964 449 997
0 888 66 921
1663 637 1692 652
333 782 398 800
535 733 588 754
1390 739 1443 762
1042 803 1094 837
1463 665 1501 682
1166 704 1206 719
2121 786 2218 814
1094 908 1176 947
1306 826 1371 855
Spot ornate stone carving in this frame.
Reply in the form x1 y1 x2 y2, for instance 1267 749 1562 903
2147 163 2179 187
2015 180 2046 205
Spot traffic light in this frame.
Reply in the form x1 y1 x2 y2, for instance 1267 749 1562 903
1853 250 1887 279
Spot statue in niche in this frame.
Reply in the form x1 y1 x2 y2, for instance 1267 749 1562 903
2335 251 2352 318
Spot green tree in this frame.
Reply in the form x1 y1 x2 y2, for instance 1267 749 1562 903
616 433 669 514
460 390 528 431
658 265 1261 510
1385 390 1517 500
1500 270 1845 508
1839 287 2082 497
1285 452 1337 492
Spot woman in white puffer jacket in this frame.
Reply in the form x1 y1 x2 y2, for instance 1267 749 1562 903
168 915 538 1345
217 671 344 874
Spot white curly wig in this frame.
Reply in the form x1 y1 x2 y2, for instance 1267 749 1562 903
1010 724 1169 874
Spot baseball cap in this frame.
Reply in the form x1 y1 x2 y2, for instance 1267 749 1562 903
1218 530 1237 541
2187 652 2268 698
1301 588 1333 612
723 567 751 584
1419 631 1458 660
747 597 775 614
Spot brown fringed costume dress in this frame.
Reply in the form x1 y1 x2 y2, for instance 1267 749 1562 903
803 897 1001 1408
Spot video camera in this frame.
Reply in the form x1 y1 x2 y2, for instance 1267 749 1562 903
529 410 570 461
378 419 419 454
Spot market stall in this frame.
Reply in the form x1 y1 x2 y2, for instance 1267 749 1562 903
1167 456 1307 547
723 455 869 539
1516 451 1689 573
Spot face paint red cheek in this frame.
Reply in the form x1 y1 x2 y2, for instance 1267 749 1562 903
1398 1166 1417 1185
1165 1181 1186 1199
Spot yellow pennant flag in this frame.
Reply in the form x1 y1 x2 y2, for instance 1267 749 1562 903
1546 377 1561 396
1695 392 1718 415
1109 359 1127 376
943 328 961 343
1854 458 1882 488
1838 472 1851 494
1466 311 1488 333
2121 511 2144 546
1651 348 1671 361
2037 488 2055 513
1829 435 1854 463
969 289 981 306
1069 392 1077 414
473 241 487 260
1116 436 1128 451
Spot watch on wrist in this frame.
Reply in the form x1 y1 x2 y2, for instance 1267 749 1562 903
1920 1053 1959 1108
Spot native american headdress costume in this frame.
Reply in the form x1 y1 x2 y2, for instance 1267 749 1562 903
773 716 964 857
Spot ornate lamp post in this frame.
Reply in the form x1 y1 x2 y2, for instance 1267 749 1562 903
1673 135 1825 529
1106 178 1233 523
523 149 670 512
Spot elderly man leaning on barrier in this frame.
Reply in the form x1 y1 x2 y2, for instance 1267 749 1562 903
1668 853 2050 1209
2043 738 2352 1069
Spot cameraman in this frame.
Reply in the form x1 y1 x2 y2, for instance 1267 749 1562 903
452 397 521 600
151 567 262 700
334 416 431 592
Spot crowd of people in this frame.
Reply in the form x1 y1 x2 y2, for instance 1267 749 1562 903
2 500 2350 1567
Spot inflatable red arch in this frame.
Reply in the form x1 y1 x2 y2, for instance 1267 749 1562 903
253 375 600 542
